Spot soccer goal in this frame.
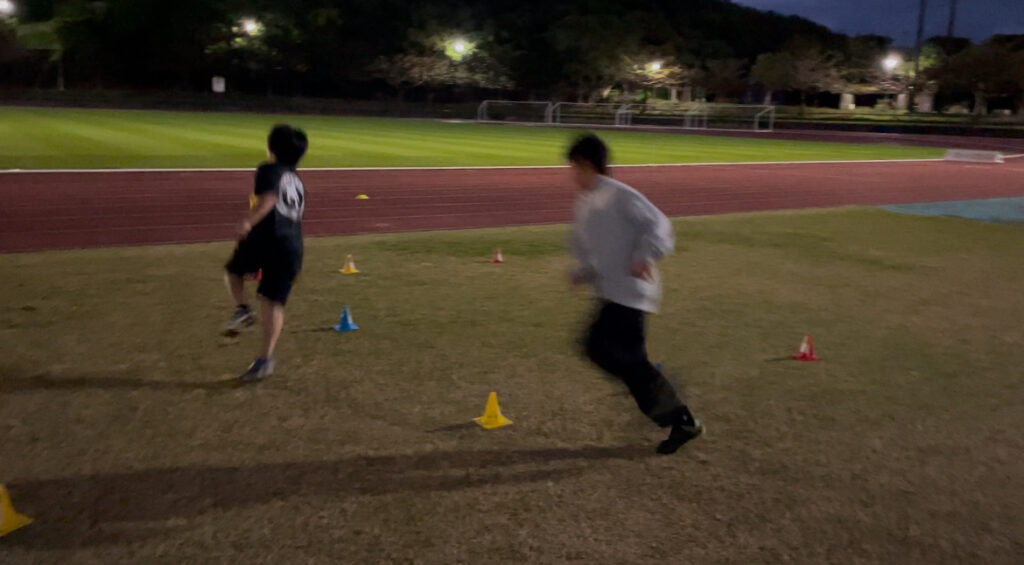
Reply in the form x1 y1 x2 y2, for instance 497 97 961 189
678 103 776 132
551 102 638 127
476 100 775 132
477 100 554 124
616 103 775 131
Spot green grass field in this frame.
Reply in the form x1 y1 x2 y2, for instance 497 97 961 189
2 209 1021 563
0 106 946 170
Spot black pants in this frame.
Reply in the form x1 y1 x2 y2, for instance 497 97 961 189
583 301 693 428
225 236 303 305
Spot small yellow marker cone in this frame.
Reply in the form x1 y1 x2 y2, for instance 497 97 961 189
473 392 513 429
0 484 32 537
355 194 370 200
340 254 360 275
248 194 259 210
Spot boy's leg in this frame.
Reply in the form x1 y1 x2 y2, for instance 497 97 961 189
259 298 285 359
225 272 247 307
223 243 258 334
237 295 282 384
583 302 627 374
238 244 298 383
585 302 684 424
584 301 700 452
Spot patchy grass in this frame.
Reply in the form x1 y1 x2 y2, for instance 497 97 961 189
0 106 944 170
1 208 1022 563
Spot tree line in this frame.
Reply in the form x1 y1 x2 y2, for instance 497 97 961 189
1 0 1022 114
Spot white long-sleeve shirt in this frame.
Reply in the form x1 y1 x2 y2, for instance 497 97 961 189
571 174 675 313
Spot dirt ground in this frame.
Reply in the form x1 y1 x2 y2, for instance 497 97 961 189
1 210 1022 564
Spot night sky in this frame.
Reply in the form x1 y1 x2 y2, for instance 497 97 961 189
733 0 1024 46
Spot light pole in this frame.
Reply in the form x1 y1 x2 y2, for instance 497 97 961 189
643 61 665 102
912 0 927 79
882 54 904 109
947 0 958 37
911 0 927 112
236 18 267 95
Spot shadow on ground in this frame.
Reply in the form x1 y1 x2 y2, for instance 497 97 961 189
0 370 240 394
4 444 652 549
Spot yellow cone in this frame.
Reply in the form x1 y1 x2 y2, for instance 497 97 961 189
0 484 32 537
355 194 370 200
340 254 360 275
473 392 513 429
248 194 259 210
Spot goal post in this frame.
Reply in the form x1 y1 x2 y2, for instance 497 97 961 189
551 102 638 126
614 103 775 132
475 100 775 131
677 103 775 132
477 100 554 124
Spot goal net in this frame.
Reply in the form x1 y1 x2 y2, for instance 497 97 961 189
477 101 553 124
476 100 775 132
609 103 774 131
551 102 636 126
679 103 775 132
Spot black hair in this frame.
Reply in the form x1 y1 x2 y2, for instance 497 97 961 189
566 134 609 175
268 124 308 167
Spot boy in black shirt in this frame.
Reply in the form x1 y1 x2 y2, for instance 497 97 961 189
223 125 308 383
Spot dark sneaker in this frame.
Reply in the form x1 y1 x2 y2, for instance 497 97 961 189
222 306 255 335
238 357 274 384
657 419 704 455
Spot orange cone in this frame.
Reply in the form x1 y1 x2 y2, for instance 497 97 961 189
793 334 820 361
491 248 504 264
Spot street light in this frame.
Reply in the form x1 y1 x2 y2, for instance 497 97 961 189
648 61 663 72
240 18 262 36
445 38 473 61
0 0 16 17
883 55 902 72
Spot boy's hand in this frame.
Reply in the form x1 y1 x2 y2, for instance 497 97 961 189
630 260 654 282
237 219 253 240
569 271 589 286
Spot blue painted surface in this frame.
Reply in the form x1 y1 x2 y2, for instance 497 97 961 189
883 197 1024 224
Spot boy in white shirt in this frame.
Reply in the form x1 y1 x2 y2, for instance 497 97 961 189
568 134 703 454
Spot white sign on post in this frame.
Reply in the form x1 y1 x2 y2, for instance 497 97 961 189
211 76 226 93
943 150 1004 164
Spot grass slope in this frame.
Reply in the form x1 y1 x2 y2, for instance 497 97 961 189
1 208 1021 563
0 106 944 170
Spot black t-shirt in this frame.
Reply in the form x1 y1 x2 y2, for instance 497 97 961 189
250 162 305 245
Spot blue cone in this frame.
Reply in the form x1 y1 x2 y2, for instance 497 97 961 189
333 306 359 332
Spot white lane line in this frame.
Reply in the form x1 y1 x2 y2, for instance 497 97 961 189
0 158 943 174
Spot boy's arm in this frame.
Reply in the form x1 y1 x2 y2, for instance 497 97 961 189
569 227 597 285
238 193 279 239
568 198 598 285
625 190 674 279
237 165 280 239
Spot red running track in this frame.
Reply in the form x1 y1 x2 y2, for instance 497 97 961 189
2 159 1023 253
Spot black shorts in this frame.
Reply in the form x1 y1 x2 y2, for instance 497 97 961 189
225 236 303 305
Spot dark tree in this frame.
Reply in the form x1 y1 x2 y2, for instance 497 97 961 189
928 40 1022 115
